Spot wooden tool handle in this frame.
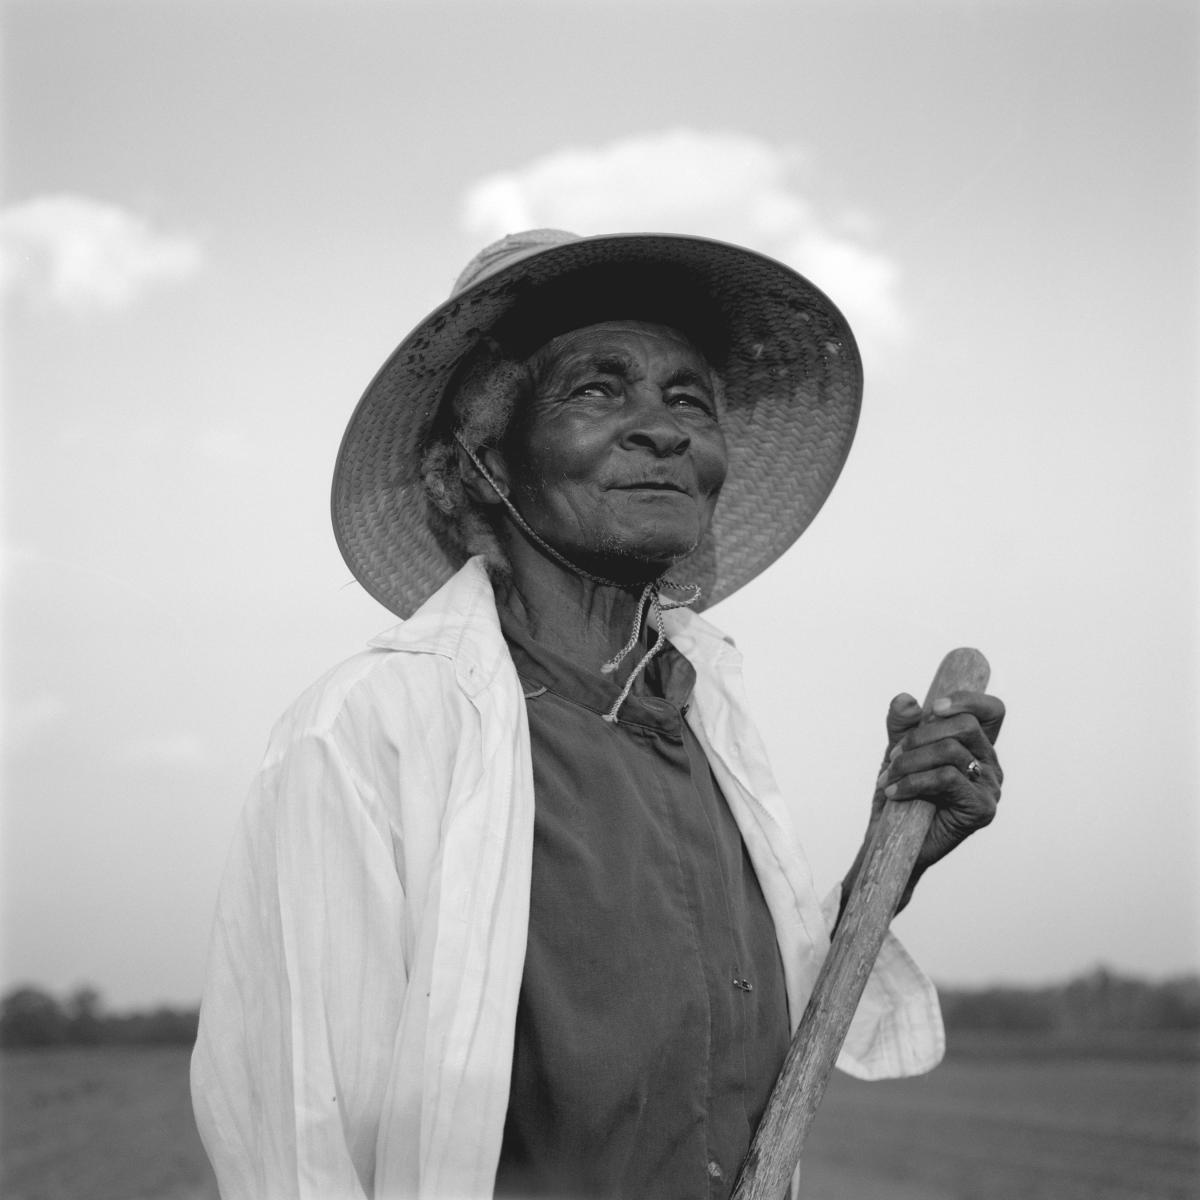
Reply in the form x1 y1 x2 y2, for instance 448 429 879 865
731 648 992 1200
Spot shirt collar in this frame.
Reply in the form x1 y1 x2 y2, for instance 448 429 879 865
366 557 512 698
363 556 742 706
497 601 697 732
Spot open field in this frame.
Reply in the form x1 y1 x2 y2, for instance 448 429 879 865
803 1042 1200 1200
2 1042 1197 1199
1 1047 218 1200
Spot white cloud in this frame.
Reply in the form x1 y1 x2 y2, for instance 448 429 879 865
461 129 906 355
0 194 203 312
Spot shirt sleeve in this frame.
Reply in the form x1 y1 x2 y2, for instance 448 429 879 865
821 884 945 1080
190 730 409 1199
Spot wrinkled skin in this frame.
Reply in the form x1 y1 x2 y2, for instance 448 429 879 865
463 320 1005 901
483 321 728 583
864 689 1005 909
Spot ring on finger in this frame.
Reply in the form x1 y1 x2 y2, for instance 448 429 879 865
965 758 983 780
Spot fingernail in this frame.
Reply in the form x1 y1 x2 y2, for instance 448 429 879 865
875 768 890 789
884 783 900 799
898 696 920 713
888 743 902 763
933 697 952 715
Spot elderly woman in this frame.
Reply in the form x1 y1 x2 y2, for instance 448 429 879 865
192 230 1004 1200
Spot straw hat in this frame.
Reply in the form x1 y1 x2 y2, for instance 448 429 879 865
332 229 862 618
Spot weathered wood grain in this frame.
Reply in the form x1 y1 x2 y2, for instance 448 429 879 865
732 648 991 1200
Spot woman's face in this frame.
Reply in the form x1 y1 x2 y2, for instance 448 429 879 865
496 321 728 581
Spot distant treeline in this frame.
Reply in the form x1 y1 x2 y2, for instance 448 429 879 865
2 967 1198 1049
938 965 1200 1035
0 985 197 1048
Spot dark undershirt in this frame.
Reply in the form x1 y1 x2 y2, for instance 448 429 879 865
493 609 791 1200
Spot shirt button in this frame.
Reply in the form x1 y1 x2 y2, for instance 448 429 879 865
707 1160 724 1180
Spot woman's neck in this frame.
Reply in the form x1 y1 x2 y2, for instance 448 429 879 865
498 537 659 674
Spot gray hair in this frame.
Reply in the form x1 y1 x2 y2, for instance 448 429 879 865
420 338 530 581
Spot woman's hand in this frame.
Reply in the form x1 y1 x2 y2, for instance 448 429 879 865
875 689 1006 881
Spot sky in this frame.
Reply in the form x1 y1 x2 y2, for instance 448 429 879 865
1 0 1196 1010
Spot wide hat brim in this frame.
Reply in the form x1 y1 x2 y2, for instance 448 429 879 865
332 232 863 619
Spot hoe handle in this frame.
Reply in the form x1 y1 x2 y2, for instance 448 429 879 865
731 648 992 1200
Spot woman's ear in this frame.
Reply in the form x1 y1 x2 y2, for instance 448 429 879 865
456 440 512 506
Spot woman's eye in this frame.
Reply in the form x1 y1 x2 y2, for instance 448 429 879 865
569 380 614 399
669 392 714 415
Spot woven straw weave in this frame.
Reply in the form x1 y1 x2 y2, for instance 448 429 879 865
331 232 862 619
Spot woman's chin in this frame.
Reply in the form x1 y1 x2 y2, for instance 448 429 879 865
583 535 699 582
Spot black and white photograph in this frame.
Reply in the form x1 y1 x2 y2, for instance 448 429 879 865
2 2 1196 1197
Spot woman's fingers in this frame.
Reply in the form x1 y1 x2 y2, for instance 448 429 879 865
899 708 1002 764
884 737 997 787
929 690 1006 744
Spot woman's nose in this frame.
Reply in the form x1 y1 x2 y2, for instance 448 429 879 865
619 390 691 456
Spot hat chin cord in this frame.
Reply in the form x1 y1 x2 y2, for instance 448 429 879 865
453 431 700 722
